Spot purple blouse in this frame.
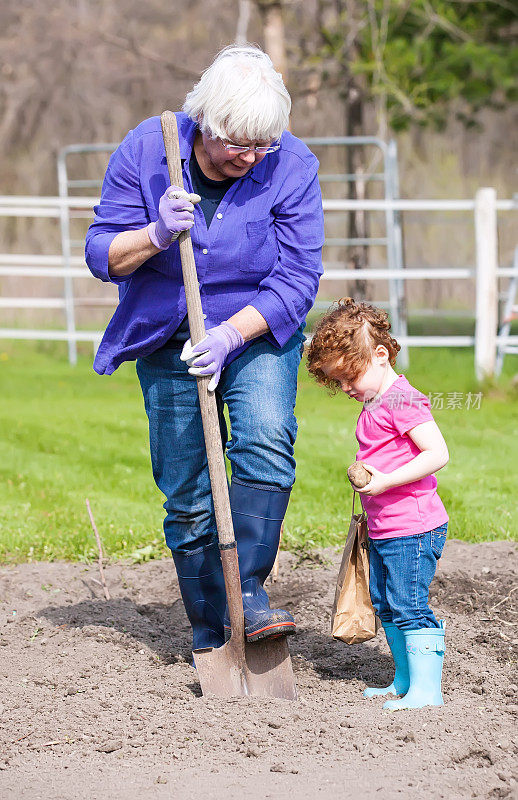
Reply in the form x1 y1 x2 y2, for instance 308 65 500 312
85 113 324 375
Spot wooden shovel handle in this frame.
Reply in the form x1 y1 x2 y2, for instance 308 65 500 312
160 111 245 640
160 111 206 347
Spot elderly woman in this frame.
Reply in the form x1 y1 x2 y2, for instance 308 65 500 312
86 45 324 651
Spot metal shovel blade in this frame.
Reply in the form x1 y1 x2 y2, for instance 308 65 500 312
193 635 297 700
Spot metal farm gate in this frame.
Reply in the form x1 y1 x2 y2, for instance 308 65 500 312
0 138 516 378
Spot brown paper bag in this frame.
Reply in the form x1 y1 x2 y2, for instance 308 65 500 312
331 493 378 644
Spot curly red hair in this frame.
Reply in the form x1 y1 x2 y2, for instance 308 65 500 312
306 297 400 392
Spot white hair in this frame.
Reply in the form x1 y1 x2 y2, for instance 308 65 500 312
183 44 291 142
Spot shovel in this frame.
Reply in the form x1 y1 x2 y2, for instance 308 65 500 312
160 110 297 700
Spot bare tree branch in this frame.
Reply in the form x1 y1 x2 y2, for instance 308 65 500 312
419 1 473 42
93 30 200 80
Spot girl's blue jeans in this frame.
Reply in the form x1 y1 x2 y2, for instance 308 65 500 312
136 330 304 555
369 523 448 631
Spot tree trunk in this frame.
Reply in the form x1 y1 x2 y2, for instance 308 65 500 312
344 0 369 300
316 0 370 299
235 0 251 45
346 79 369 300
255 0 288 80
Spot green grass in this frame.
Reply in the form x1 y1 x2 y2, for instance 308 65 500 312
0 339 516 562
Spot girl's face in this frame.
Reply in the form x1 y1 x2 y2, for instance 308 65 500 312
321 347 389 403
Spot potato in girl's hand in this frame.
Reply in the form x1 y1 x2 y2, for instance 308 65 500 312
347 462 371 489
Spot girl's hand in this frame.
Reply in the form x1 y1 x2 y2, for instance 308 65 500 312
356 464 393 496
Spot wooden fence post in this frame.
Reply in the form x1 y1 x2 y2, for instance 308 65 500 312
474 187 498 381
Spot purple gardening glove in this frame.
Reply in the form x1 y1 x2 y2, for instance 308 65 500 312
147 185 201 250
180 322 244 392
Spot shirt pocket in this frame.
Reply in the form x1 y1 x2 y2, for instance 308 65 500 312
239 217 278 275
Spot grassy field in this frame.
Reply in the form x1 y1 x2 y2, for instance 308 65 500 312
0 339 517 563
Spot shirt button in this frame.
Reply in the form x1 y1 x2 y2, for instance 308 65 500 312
216 213 223 219
202 248 208 254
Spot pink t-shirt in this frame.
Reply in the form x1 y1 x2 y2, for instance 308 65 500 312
355 375 448 539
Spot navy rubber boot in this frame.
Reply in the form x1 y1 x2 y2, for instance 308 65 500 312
224 481 296 643
172 539 226 652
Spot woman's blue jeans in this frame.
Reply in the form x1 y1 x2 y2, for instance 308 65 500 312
136 331 304 555
369 524 448 631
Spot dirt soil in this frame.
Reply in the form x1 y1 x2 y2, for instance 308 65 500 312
0 539 517 800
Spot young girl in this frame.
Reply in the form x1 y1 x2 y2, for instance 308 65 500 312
307 298 449 710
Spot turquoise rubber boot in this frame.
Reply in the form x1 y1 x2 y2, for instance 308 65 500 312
384 620 445 710
364 622 409 698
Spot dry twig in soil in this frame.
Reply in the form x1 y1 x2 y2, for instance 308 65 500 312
85 499 111 601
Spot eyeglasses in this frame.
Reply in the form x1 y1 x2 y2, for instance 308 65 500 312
220 138 281 156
